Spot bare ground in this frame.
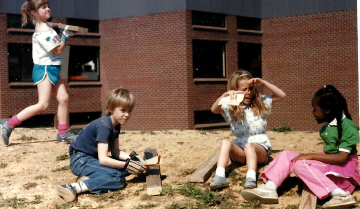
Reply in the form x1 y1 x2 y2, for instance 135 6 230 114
0 128 359 209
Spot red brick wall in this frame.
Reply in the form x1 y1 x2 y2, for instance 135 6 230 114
0 15 102 126
100 11 189 130
262 10 358 131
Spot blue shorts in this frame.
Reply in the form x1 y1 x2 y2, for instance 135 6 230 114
32 64 61 85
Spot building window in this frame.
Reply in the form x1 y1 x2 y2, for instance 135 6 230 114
192 11 225 28
193 40 226 78
70 112 102 126
68 46 100 81
7 14 34 29
238 43 262 78
237 16 261 31
194 110 226 124
8 43 33 82
66 18 99 33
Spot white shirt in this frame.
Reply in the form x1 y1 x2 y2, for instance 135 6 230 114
221 95 273 150
32 28 61 65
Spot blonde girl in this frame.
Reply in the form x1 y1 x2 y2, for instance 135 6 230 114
1 0 76 145
210 70 286 190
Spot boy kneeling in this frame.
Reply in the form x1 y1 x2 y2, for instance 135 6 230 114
57 88 146 202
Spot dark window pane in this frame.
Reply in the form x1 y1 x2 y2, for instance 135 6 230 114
237 16 261 31
238 43 262 78
7 14 35 29
66 18 99 33
194 110 226 124
192 11 225 27
18 114 54 128
68 46 100 81
70 112 102 126
193 40 226 78
8 44 33 82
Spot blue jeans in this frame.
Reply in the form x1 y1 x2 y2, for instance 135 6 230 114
69 147 128 194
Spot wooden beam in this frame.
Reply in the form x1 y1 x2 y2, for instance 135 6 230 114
144 148 162 195
189 148 219 183
47 22 88 33
299 184 317 209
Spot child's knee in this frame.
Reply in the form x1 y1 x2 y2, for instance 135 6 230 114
220 139 231 147
57 92 69 104
244 143 255 151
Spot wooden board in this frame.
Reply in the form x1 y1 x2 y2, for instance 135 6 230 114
144 148 162 195
299 184 317 209
189 148 220 183
47 22 88 33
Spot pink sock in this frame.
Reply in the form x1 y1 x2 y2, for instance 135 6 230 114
58 124 68 135
7 115 21 127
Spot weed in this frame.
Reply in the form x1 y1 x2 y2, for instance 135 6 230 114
0 163 7 169
149 131 156 135
23 182 38 190
51 165 70 172
228 170 245 184
286 204 299 209
134 190 140 196
140 130 146 135
18 135 39 141
0 196 28 208
55 204 73 209
161 184 175 196
132 204 157 209
241 200 262 209
141 194 152 201
95 190 123 202
162 129 173 134
308 130 313 133
34 174 49 180
176 183 228 207
180 168 195 176
56 154 70 161
165 202 196 209
31 195 42 204
273 125 294 132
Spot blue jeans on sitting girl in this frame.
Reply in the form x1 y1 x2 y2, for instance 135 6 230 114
69 147 128 194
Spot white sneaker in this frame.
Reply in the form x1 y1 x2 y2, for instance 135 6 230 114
322 193 356 209
241 184 278 204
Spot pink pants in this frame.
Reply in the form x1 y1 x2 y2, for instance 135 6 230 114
261 151 339 199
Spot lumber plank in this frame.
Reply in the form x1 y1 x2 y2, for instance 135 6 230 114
144 148 162 195
299 184 317 209
189 148 220 183
47 22 88 33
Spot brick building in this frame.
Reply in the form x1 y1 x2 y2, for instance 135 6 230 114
0 0 357 131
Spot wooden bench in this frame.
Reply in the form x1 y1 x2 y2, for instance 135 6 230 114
189 148 219 183
299 185 317 209
144 148 162 195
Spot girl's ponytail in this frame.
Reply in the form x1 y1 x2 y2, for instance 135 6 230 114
21 1 33 26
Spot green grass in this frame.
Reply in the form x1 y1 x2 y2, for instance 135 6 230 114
23 182 38 190
17 135 39 141
34 174 49 180
286 204 299 209
0 196 28 208
273 125 295 132
95 190 124 202
132 204 157 209
176 183 229 207
228 170 246 184
161 184 175 196
51 165 70 172
55 204 73 209
0 163 7 169
56 154 70 161
240 200 262 209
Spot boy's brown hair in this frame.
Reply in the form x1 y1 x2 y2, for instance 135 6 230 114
106 88 135 116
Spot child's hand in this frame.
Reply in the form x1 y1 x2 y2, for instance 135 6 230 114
62 25 75 38
224 90 245 100
124 159 147 175
295 154 314 162
129 151 146 164
248 78 264 87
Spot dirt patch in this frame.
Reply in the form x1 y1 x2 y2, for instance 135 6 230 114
0 128 359 208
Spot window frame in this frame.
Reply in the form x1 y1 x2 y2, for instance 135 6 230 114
192 39 227 81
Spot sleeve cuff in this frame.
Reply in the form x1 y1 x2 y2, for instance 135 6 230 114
339 148 351 153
